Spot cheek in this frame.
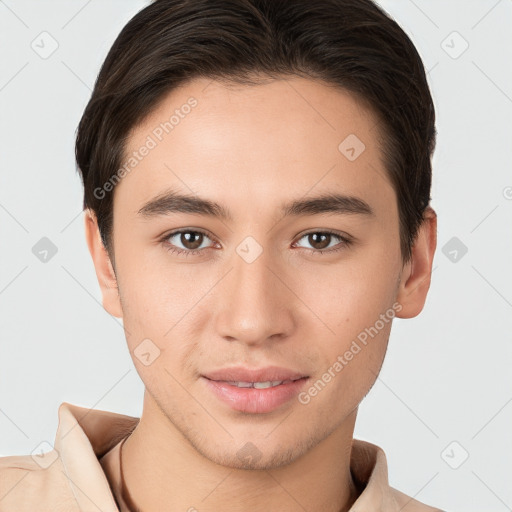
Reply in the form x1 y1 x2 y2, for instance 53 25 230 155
295 253 400 336
115 258 203 372
117 278 195 395
298 283 394 414
291 247 400 394
116 249 190 329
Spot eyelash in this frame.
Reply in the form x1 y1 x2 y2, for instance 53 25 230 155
159 229 353 257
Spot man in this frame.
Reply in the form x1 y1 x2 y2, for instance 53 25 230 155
0 0 445 510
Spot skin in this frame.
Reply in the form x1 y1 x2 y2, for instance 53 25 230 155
85 76 436 512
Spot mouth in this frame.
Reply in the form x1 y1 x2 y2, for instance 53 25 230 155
202 375 310 414
202 365 309 384
205 377 306 389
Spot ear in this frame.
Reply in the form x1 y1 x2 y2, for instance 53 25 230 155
84 209 123 319
396 206 437 318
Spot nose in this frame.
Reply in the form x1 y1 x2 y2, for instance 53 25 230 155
213 239 296 346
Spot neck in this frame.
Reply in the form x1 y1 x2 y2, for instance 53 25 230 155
120 392 360 512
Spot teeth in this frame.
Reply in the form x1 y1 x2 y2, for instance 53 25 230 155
228 381 254 388
227 380 285 388
254 381 284 389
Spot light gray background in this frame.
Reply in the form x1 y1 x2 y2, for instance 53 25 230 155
1 1 511 511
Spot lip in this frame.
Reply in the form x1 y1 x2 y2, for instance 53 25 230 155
201 366 310 414
203 365 308 383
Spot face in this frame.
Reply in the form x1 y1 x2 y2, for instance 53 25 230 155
86 75 435 470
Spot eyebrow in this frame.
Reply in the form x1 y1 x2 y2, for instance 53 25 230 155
137 187 374 221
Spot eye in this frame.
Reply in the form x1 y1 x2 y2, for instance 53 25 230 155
160 229 217 256
293 230 352 255
160 228 353 257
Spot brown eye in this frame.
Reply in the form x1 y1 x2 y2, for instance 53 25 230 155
162 229 214 256
294 230 352 255
307 232 332 250
178 231 204 250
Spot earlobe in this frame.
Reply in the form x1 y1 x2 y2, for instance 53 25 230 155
396 207 437 319
84 209 123 319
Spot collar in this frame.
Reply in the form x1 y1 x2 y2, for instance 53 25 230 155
55 401 139 512
54 401 399 511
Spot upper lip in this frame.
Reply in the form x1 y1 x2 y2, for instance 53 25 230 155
203 366 308 383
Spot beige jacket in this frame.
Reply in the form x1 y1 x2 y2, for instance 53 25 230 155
0 402 445 511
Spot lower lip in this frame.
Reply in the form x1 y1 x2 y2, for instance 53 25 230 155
203 377 309 414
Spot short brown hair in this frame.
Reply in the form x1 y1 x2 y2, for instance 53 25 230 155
75 0 436 264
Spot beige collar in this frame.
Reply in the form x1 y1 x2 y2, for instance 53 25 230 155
55 402 139 512
54 401 404 511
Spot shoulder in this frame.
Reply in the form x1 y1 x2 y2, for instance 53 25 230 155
0 450 79 512
0 401 135 512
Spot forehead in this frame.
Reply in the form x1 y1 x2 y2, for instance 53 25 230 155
113 75 393 218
